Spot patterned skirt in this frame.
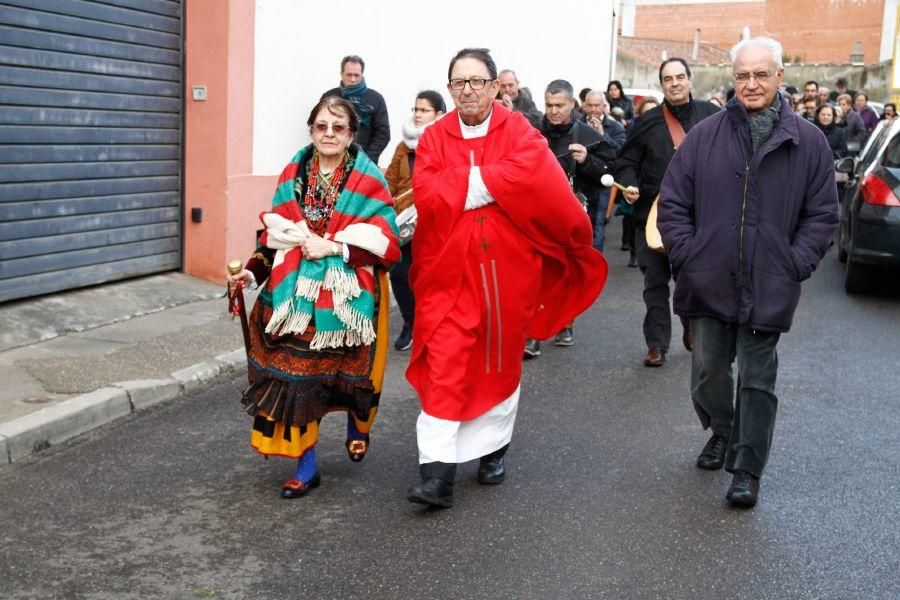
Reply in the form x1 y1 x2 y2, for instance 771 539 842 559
242 270 390 458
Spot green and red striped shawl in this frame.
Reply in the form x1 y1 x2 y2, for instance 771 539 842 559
258 145 400 349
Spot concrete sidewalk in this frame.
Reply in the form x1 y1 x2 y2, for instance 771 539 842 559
0 272 248 465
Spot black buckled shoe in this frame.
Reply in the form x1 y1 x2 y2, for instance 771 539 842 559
407 478 454 508
696 434 729 470
726 470 760 508
280 473 321 499
345 437 368 462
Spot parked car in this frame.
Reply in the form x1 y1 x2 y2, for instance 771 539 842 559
624 88 663 108
835 118 900 293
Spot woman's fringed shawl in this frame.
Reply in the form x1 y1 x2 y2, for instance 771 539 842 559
259 146 400 349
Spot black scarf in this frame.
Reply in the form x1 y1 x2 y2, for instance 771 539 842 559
664 96 694 125
542 117 575 140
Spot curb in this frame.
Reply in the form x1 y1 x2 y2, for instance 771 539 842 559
0 347 247 466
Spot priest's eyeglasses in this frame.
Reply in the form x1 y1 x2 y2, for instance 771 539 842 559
449 78 492 91
733 71 772 84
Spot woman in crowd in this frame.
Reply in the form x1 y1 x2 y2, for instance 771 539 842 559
606 81 634 123
815 103 848 159
384 90 445 351
226 96 400 498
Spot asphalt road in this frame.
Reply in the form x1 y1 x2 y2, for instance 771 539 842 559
2 231 898 600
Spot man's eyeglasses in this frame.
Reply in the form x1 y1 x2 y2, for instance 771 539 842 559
411 107 435 114
449 78 492 91
733 71 772 84
311 122 349 135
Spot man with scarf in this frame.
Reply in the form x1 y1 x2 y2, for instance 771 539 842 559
406 48 607 508
615 57 719 368
523 79 615 357
321 55 391 163
657 37 837 507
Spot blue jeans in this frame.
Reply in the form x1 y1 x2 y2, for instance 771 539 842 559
590 188 610 252
690 317 780 478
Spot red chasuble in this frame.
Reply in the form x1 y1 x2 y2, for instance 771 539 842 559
406 102 608 421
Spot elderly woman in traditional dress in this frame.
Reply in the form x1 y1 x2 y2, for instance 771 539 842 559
226 96 400 498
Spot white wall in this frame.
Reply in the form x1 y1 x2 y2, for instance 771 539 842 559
881 0 899 63
253 0 617 173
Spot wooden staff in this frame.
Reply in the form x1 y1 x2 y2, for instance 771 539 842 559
227 259 251 356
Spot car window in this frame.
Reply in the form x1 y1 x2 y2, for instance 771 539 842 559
859 122 891 168
882 132 900 168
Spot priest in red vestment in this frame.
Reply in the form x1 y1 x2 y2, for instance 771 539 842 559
405 48 608 508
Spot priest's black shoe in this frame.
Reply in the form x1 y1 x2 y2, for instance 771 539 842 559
696 434 729 470
478 456 506 485
407 478 454 508
726 470 760 508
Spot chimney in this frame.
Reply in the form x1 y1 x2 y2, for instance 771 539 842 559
849 40 865 65
692 28 701 61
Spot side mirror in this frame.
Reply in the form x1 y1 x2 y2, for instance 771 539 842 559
834 157 854 174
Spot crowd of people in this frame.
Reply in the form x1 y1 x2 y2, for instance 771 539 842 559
226 38 842 512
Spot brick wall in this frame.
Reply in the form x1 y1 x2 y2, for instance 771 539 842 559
631 0 887 64
632 2 766 49
766 0 885 64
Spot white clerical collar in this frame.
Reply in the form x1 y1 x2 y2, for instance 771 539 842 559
459 110 492 139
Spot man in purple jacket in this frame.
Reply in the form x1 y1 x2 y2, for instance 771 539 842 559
658 37 838 508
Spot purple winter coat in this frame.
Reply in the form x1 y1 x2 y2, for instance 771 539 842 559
657 95 839 332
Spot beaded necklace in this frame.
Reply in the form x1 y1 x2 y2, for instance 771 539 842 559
298 150 348 235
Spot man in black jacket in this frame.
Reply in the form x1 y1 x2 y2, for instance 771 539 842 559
615 58 719 367
524 79 615 358
498 69 543 128
583 89 626 252
321 55 391 163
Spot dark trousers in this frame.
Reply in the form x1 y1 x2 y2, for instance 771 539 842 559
635 224 682 350
389 243 415 327
621 214 637 250
690 317 780 478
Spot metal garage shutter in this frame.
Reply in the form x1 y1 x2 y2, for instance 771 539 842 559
0 0 182 303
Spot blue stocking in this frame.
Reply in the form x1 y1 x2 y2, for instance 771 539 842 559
347 414 368 441
292 445 318 483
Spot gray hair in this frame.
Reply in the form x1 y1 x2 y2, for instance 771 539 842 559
499 69 518 82
545 79 574 99
585 89 607 105
730 36 784 69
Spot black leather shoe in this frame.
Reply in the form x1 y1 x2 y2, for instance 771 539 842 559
280 473 321 499
478 456 506 485
726 470 760 508
628 251 638 268
696 434 729 470
407 478 454 508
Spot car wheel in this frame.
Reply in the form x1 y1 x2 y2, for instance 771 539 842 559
844 256 872 294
